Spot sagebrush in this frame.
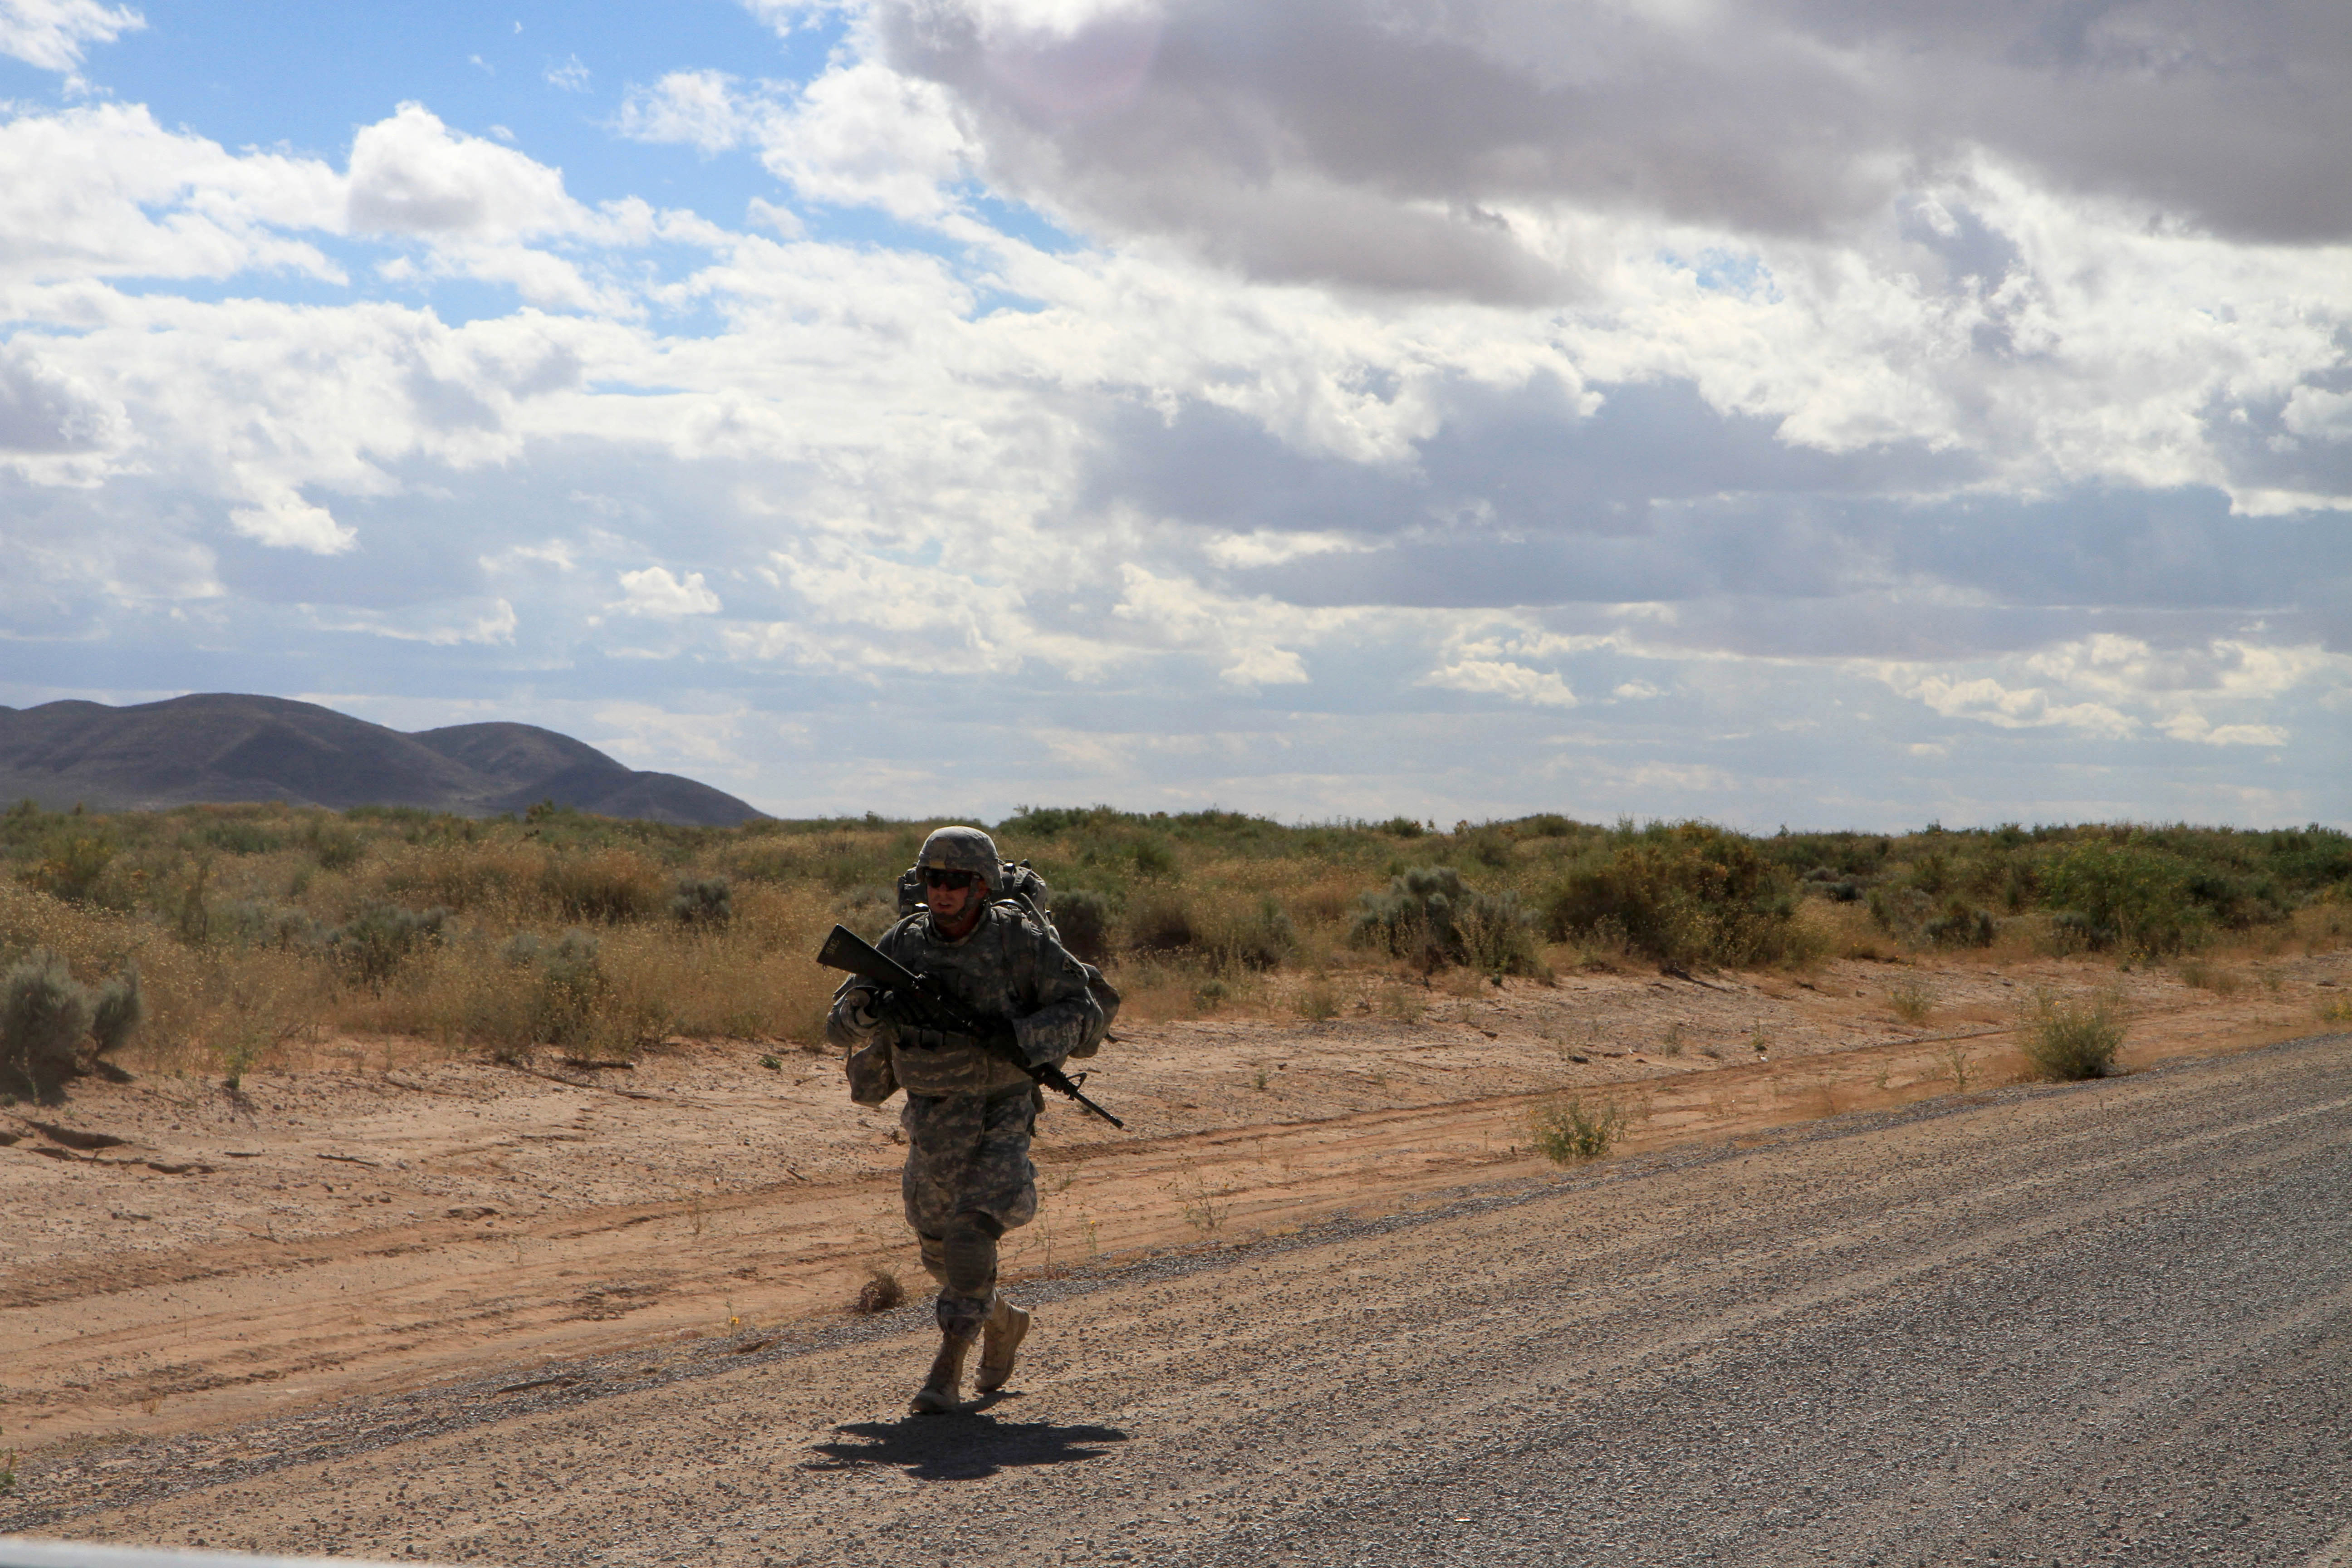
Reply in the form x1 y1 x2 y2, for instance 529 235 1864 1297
0 797 2340 1093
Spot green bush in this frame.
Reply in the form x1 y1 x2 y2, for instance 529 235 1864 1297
303 818 365 871
219 899 328 951
1351 865 1538 975
1923 903 1996 947
1454 827 1513 869
196 821 281 855
2019 989 2126 1081
1211 897 1298 971
90 968 143 1058
2040 840 2206 955
1127 891 1197 954
500 928 609 1049
1 949 93 1096
670 876 734 929
1527 1095 1625 1164
1802 864 1865 902
328 903 449 989
1127 838 1178 879
23 832 116 904
1047 889 1113 963
1544 824 1799 969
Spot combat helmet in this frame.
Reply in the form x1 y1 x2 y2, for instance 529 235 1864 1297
916 825 1001 896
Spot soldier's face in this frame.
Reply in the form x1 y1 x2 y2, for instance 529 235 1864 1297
924 871 983 924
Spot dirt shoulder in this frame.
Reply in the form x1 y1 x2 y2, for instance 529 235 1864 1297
11 1029 2350 1568
5 949 2342 1455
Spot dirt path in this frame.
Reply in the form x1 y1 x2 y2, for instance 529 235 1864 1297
3 952 2341 1457
8 1029 2349 1566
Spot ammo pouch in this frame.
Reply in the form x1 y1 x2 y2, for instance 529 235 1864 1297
899 1024 983 1054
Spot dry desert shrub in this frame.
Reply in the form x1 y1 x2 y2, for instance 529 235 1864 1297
1195 892 1298 972
1125 889 1198 956
2019 988 2127 1082
2 800 2344 1096
1351 865 1539 976
1293 976 1341 1022
1289 872 1360 927
854 1267 905 1313
538 847 665 923
2174 957 2242 996
1887 977 1935 1024
1527 1094 1626 1165
374 842 542 914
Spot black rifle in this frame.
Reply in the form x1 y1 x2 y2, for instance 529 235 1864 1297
816 924 1125 1129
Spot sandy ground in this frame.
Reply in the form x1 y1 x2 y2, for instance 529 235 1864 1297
7 1027 2349 1566
3 949 2342 1461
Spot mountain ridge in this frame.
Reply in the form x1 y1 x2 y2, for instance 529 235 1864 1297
0 695 765 827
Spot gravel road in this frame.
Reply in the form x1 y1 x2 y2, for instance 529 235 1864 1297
18 1032 2350 1567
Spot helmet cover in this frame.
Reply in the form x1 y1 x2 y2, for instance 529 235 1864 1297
916 826 1001 894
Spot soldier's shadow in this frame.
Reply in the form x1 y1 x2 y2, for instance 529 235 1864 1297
804 1399 1132 1481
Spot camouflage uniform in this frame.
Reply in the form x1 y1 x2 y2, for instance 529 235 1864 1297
828 893 1103 1340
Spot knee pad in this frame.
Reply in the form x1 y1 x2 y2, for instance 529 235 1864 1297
939 1212 1002 1300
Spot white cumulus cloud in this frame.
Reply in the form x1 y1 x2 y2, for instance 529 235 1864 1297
756 60 974 219
347 103 585 240
1420 657 1578 708
229 496 356 556
0 0 142 74
617 70 755 154
617 566 723 617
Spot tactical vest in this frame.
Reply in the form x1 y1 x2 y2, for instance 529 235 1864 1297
890 858 1120 1055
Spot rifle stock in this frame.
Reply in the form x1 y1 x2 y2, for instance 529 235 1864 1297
816 924 1125 1129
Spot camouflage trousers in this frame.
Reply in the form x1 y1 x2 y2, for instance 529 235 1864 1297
902 1087 1040 1339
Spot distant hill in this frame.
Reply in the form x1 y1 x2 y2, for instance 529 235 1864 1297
0 695 766 827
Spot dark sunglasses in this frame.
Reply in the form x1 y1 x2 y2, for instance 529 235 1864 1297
921 868 980 891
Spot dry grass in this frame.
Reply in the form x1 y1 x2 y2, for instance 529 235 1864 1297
1293 977 1342 1023
1 801 2343 1094
2175 957 2244 996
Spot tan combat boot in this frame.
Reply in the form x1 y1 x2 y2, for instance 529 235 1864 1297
975 1293 1031 1393
910 1330 973 1415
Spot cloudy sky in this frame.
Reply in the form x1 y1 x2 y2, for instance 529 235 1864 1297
2 0 2347 827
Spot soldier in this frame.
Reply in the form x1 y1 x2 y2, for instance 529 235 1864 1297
827 825 1105 1413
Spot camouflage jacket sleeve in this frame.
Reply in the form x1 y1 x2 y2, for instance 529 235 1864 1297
828 920 909 1104
1008 916 1104 1069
